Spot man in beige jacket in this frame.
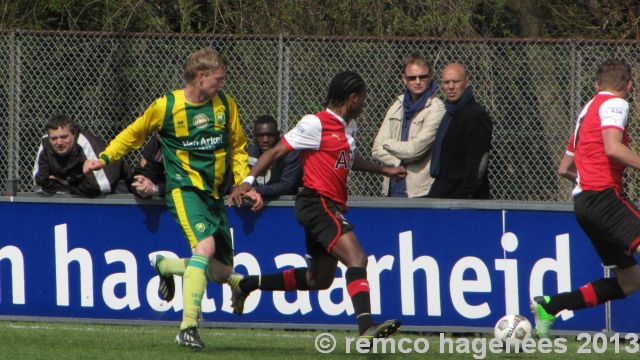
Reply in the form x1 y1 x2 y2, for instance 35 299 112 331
372 52 446 197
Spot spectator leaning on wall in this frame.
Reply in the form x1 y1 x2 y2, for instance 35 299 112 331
33 114 131 197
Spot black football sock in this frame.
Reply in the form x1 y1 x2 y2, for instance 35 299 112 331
545 278 626 315
246 268 310 292
346 267 373 334
239 275 260 293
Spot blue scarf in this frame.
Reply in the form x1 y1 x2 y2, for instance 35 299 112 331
401 79 439 140
430 86 474 177
388 80 439 197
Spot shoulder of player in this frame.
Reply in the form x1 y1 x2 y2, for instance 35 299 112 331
601 96 629 108
297 114 323 130
218 91 235 102
599 97 629 118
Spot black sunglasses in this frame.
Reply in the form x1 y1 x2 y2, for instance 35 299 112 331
405 74 430 82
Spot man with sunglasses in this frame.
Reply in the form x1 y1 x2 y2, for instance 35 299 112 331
373 52 445 198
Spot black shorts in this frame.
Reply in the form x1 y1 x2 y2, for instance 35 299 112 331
574 188 640 269
294 187 354 258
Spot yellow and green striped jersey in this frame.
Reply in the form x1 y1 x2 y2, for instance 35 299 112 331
99 89 249 199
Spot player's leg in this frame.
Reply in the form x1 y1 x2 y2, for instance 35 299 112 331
150 256 222 302
166 188 219 350
330 231 400 339
153 257 190 277
182 236 214 327
149 255 185 302
151 200 235 303
228 190 346 315
532 189 639 337
207 257 233 283
205 208 235 284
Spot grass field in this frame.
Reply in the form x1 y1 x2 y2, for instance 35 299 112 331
1 321 637 359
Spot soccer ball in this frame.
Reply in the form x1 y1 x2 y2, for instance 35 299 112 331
494 314 533 351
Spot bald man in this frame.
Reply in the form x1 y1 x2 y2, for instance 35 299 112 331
427 63 493 199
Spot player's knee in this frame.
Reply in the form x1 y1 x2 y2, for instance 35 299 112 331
620 279 640 296
211 269 231 284
617 272 640 296
307 275 334 290
351 253 368 268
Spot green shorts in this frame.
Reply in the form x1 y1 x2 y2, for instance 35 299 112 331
166 187 234 267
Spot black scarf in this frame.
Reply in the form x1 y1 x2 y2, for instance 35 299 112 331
430 86 474 177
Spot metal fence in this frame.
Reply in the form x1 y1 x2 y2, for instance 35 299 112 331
2 31 640 201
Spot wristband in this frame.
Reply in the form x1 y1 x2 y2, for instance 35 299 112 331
243 176 255 185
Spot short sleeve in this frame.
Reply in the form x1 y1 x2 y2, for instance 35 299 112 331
282 115 322 151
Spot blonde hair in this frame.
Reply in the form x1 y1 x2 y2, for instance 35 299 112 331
184 48 227 84
402 52 433 76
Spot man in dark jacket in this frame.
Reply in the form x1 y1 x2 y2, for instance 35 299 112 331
131 134 166 198
246 115 302 198
32 114 131 197
427 63 493 199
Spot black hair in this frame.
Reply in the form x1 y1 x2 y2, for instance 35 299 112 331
323 71 366 108
45 114 76 133
253 114 278 130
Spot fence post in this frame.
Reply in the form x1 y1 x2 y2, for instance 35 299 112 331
277 33 291 132
6 31 19 196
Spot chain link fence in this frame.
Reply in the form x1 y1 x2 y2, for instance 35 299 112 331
2 31 640 201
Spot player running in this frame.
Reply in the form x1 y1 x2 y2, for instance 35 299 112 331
228 70 407 341
531 59 640 337
84 48 261 350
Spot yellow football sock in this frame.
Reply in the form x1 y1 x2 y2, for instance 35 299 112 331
159 257 215 282
158 258 190 276
180 254 208 330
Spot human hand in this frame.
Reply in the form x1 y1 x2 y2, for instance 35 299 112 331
227 182 253 207
132 175 157 198
385 165 407 181
242 189 263 211
83 159 105 173
48 175 68 186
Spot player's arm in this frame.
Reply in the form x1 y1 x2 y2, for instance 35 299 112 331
84 99 164 174
557 153 577 183
254 150 302 198
352 153 407 180
227 140 290 209
603 128 640 170
224 96 251 186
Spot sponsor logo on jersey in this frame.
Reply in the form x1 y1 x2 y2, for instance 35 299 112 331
215 111 226 126
193 113 209 128
332 133 342 141
182 135 223 150
195 223 206 232
611 107 624 115
334 150 350 169
295 124 306 134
